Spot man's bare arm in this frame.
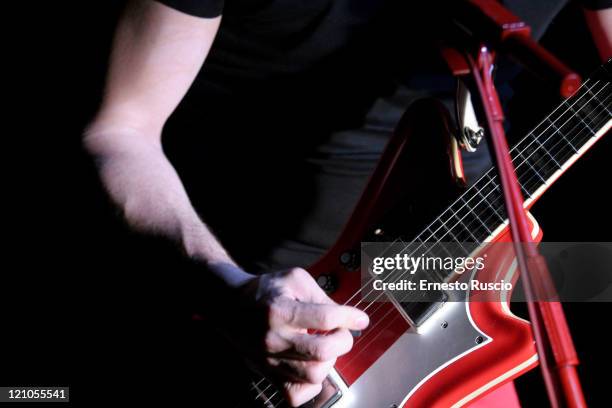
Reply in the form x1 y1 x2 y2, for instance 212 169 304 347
83 1 249 284
83 2 368 405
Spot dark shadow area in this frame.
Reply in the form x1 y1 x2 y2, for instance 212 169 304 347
5 0 610 406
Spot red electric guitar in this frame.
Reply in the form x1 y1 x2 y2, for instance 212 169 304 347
233 60 611 408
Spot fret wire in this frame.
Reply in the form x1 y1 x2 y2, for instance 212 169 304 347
447 207 480 241
563 99 595 135
350 75 610 319
514 82 609 175
514 146 539 182
518 88 611 192
441 115 599 253
460 197 492 235
462 82 594 237
254 382 275 401
451 212 479 241
265 391 282 407
512 80 608 160
248 74 611 408
587 86 611 116
250 378 266 391
520 149 547 183
426 228 455 258
439 81 609 246
360 115 606 310
434 223 471 255
369 70 612 291
479 175 504 221
517 97 608 196
530 132 562 169
350 80 610 312
546 116 579 153
527 90 608 190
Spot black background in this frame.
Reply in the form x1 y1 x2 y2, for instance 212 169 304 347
4 1 611 406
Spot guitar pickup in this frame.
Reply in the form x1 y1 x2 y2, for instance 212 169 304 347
398 291 448 328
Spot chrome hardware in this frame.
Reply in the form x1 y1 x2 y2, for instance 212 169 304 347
316 274 337 294
462 125 484 151
456 80 484 152
339 251 359 271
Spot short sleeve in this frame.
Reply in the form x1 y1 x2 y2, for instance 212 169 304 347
576 0 612 10
155 0 224 18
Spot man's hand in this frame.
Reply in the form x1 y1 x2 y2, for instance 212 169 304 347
217 266 369 407
85 4 368 405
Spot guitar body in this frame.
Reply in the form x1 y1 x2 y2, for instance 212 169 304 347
226 67 611 407
307 99 538 407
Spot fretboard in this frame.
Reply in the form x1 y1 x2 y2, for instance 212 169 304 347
240 61 612 408
414 60 611 254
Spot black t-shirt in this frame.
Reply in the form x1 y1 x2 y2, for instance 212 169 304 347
158 0 610 18
157 0 612 78
156 0 611 120
156 0 610 270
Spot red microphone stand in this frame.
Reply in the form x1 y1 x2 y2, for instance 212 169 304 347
441 1 587 407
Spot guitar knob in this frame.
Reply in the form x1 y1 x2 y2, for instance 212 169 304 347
339 251 359 271
316 274 337 294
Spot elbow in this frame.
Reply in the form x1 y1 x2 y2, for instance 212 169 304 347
82 122 104 161
82 113 163 165
82 99 167 161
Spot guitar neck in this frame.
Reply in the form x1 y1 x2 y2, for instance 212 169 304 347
241 60 612 408
511 63 611 206
416 60 611 249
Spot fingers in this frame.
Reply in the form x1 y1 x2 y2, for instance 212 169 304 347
291 329 354 361
282 269 369 330
287 301 369 331
264 329 350 401
266 329 353 362
264 321 354 361
284 267 335 305
271 268 369 331
254 268 369 407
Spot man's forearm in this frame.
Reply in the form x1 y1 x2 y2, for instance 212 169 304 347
83 123 253 287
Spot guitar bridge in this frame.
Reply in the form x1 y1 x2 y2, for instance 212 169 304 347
299 375 343 408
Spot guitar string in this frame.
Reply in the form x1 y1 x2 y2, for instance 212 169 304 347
251 381 279 406
313 81 610 373
249 81 610 406
252 111 610 408
340 78 608 308
248 79 610 407
334 78 605 310
349 80 609 311
309 82 610 368
345 81 608 320
324 87 611 378
344 75 596 305
345 78 608 309
356 85 611 315
253 84 610 408
357 85 612 312
345 89 611 352
347 105 609 356
249 98 611 408
331 67 612 400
